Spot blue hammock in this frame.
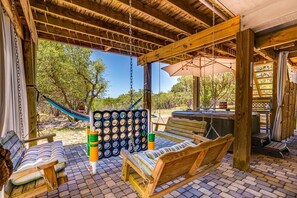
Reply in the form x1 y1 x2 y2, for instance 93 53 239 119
44 95 143 122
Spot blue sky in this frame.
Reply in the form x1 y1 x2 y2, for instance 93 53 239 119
91 50 178 98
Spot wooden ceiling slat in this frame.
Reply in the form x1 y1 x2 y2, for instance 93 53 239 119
36 24 146 55
46 0 178 42
38 32 142 57
117 0 194 35
166 0 212 28
30 0 166 47
33 12 154 52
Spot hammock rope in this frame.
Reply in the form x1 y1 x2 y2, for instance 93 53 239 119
43 95 143 122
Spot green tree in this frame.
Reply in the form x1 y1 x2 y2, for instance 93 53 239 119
37 40 107 113
200 72 235 108
170 76 193 108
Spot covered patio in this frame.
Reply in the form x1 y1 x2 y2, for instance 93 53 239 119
1 0 297 197
37 137 297 198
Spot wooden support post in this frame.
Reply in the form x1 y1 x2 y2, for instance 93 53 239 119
233 29 254 171
144 63 152 114
23 28 37 146
271 59 278 133
193 77 200 110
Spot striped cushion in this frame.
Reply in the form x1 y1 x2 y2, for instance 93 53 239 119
146 141 196 160
0 131 26 170
11 141 67 185
133 153 156 174
171 141 196 151
145 146 175 159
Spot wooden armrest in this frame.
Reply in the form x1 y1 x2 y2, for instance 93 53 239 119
152 122 166 126
193 135 209 144
152 122 167 131
120 150 154 183
23 134 56 143
10 160 58 180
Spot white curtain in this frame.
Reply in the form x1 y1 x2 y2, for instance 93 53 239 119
0 6 29 138
272 51 289 141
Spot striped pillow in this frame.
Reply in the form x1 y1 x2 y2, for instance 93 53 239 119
133 153 157 174
146 141 196 160
171 141 196 151
12 141 67 185
146 146 175 159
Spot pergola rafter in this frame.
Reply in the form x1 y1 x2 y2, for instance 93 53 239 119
30 1 166 47
33 13 154 52
116 0 194 35
35 0 178 42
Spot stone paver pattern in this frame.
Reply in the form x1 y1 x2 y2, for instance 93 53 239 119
37 135 297 198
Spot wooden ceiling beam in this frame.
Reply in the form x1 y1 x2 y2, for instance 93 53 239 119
253 48 275 62
117 0 194 35
19 0 37 42
138 16 240 65
36 23 146 55
166 0 212 28
38 32 142 57
1 0 24 39
33 12 154 52
214 44 236 57
30 1 165 47
256 25 297 50
44 0 177 42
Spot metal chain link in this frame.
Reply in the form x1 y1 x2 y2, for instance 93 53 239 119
129 0 133 106
12 0 25 141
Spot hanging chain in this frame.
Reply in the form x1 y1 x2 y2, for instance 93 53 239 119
127 0 137 153
211 2 215 109
129 0 133 106
12 0 25 141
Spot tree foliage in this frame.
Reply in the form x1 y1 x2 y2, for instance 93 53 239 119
200 73 235 108
37 40 107 112
96 74 235 111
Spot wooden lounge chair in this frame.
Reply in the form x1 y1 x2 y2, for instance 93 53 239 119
153 117 207 142
121 134 234 198
1 131 68 198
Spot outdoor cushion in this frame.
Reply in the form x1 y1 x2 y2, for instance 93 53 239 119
146 141 196 160
133 152 157 175
154 131 193 142
11 141 67 185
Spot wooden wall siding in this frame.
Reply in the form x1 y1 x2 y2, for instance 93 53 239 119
233 29 254 171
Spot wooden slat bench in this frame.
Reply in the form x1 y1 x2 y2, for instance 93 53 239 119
121 134 234 198
1 131 68 198
153 117 207 142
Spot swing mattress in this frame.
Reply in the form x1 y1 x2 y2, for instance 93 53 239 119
172 111 260 140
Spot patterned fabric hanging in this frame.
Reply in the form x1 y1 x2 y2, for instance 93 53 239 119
0 144 13 190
